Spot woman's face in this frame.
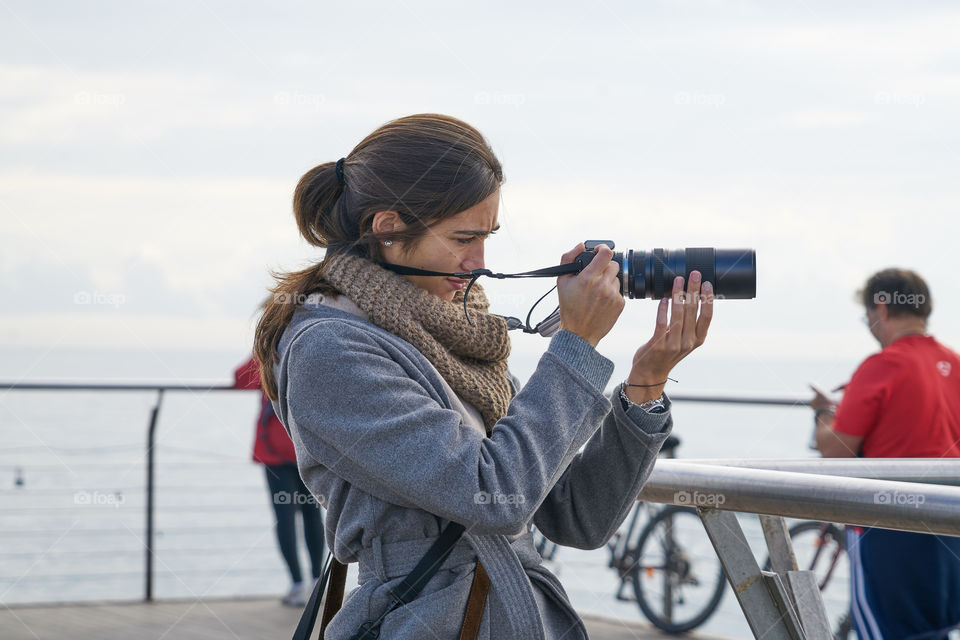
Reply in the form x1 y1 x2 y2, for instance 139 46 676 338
378 190 500 301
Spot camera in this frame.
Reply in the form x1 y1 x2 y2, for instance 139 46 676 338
574 240 756 299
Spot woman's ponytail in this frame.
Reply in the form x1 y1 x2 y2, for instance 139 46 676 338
254 161 344 401
293 161 344 249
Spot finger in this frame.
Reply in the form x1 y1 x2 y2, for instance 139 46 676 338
652 297 669 343
582 244 614 276
604 259 620 287
666 276 685 349
808 386 829 402
694 280 714 345
560 242 586 265
680 271 702 348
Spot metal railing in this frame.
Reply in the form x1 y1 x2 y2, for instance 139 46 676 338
638 459 960 638
1 384 807 605
1 381 251 602
6 381 960 638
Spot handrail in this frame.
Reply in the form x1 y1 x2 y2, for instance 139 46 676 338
667 393 809 406
0 381 809 405
681 457 960 486
1 381 260 602
11 380 954 616
0 381 241 391
639 459 960 536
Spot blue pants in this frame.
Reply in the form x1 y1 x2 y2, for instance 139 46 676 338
848 526 960 640
264 463 326 584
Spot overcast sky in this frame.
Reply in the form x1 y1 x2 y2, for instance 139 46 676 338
2 1 959 376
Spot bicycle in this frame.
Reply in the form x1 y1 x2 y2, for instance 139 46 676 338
763 520 852 640
533 435 727 634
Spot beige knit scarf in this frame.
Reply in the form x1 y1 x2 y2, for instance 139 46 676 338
320 252 512 433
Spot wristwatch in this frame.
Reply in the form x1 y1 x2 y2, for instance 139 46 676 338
619 385 668 414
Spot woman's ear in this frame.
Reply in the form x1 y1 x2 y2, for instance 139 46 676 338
371 210 405 236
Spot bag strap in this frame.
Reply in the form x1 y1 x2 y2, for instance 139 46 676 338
292 551 336 640
388 521 465 605
458 560 490 640
292 520 466 640
319 557 348 635
350 521 466 640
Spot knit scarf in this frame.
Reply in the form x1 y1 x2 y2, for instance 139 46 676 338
320 252 512 433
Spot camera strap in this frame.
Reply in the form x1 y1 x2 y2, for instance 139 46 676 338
378 261 582 334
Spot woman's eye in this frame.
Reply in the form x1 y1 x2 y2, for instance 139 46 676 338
455 237 475 245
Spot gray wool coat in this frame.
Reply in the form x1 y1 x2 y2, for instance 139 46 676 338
271 294 674 640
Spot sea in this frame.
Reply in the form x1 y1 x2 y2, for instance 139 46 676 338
0 345 861 638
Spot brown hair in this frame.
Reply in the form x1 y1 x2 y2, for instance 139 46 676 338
859 268 933 320
253 114 504 401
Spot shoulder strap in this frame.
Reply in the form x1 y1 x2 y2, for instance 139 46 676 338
319 557 348 636
387 520 465 605
292 551 336 640
292 520 466 640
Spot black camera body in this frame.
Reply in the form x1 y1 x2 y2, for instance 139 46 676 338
574 240 756 299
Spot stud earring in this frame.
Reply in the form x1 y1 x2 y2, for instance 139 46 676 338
383 240 393 246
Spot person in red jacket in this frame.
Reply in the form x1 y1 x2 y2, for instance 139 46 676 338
234 355 326 607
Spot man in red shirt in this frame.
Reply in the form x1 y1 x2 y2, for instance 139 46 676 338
812 268 960 639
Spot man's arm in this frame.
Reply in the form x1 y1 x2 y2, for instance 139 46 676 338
814 411 864 458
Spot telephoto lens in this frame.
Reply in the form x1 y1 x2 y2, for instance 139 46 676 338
574 241 756 299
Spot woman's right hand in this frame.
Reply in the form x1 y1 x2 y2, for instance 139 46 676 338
556 242 625 347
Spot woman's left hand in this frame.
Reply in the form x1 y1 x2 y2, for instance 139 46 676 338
626 271 713 402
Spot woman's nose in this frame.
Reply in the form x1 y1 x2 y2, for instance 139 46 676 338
461 244 484 271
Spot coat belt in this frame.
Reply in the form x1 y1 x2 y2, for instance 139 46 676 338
357 529 542 584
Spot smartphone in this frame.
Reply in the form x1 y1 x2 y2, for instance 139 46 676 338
808 384 839 450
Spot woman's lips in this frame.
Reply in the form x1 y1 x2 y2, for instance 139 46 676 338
447 278 467 290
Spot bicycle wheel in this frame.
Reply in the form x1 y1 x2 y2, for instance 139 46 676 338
631 505 726 634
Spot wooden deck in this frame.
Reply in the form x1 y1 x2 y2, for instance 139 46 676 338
0 597 731 639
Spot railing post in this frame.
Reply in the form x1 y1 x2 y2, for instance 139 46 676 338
145 389 164 602
759 515 798 575
697 507 807 639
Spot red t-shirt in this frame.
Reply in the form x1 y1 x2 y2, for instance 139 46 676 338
833 334 960 458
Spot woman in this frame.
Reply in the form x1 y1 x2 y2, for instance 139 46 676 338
254 113 712 639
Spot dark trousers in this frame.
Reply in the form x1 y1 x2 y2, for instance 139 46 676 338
848 526 960 640
264 463 326 584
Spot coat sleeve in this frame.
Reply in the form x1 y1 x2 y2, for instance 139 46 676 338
532 383 672 549
282 321 617 536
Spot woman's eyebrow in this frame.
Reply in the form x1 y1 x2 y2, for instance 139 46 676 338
453 225 500 236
